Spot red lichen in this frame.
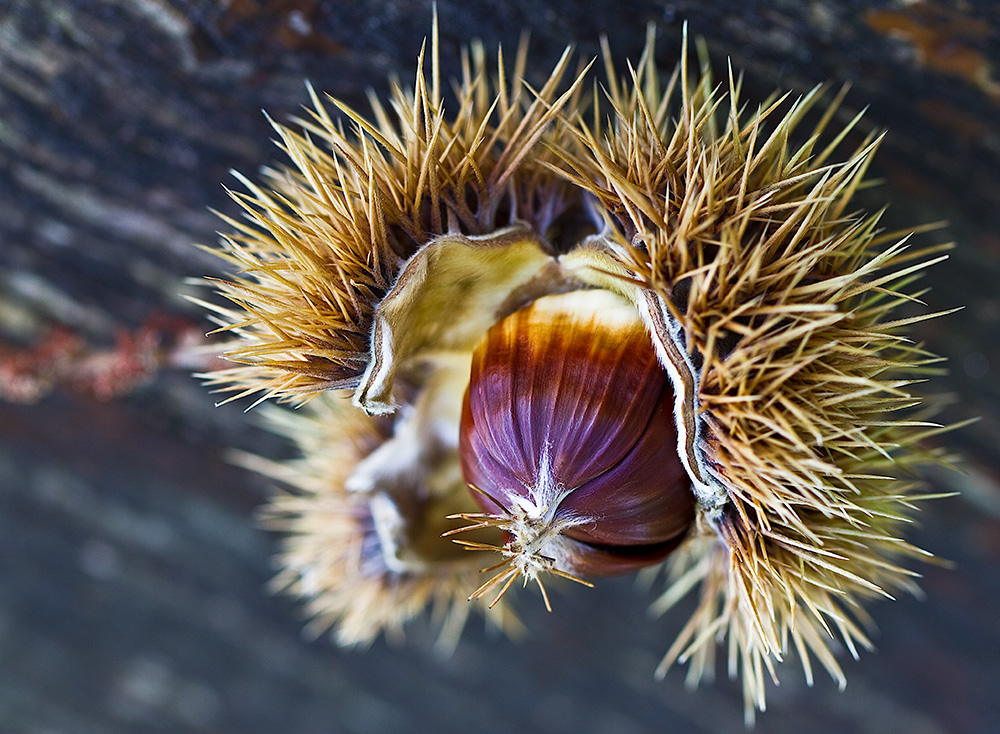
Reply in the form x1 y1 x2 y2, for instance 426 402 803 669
0 315 222 403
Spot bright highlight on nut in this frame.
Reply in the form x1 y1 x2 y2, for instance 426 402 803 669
199 21 955 720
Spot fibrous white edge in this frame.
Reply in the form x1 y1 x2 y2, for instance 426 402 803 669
561 239 730 518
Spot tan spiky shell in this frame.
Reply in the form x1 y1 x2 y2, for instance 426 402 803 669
200 21 953 721
202 26 588 405
238 398 520 650
555 32 955 715
198 25 587 651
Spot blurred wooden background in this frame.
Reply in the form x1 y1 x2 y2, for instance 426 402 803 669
1 1 998 732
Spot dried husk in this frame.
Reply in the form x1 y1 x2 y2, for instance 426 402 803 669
201 23 954 721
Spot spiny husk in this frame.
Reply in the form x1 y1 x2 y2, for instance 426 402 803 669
200 30 588 654
556 30 952 720
244 393 519 650
201 30 588 405
201 23 953 721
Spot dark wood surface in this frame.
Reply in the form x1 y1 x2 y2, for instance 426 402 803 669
2 2 999 732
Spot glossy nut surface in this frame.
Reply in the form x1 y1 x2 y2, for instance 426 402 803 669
459 290 695 577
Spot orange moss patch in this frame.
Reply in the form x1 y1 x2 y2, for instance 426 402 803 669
866 4 1000 98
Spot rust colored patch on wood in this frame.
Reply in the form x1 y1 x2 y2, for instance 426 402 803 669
866 4 1000 99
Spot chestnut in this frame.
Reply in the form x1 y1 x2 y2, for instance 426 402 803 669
453 289 695 605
